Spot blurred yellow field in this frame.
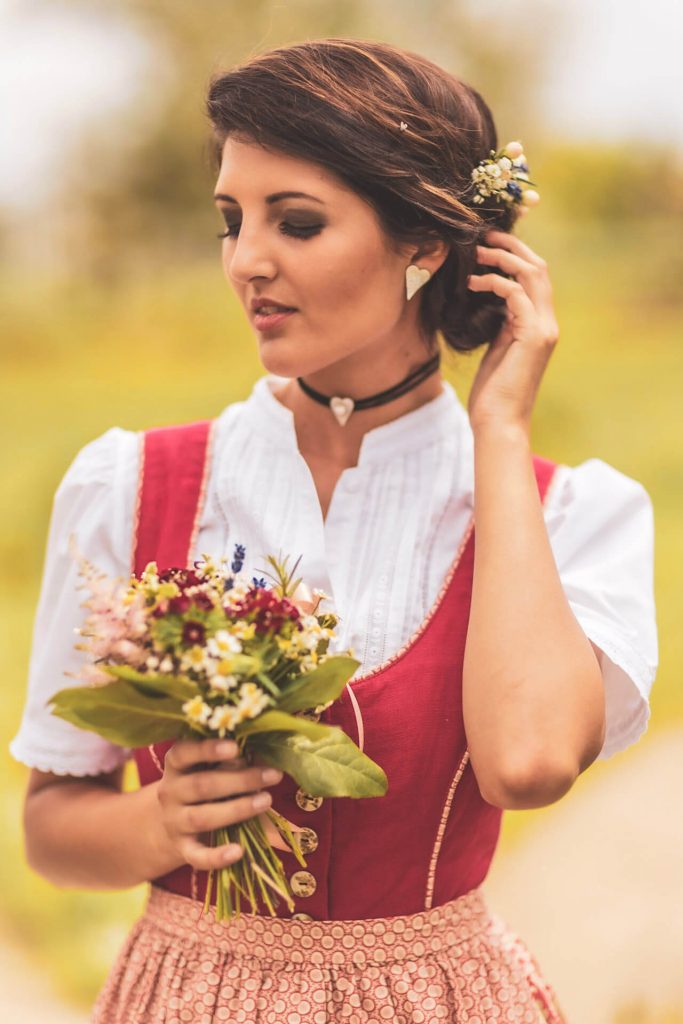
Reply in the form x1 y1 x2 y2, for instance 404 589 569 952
1 207 681 1009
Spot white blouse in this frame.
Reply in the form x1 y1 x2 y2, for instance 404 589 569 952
9 374 658 775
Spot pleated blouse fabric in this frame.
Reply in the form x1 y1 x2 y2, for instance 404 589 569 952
9 373 658 776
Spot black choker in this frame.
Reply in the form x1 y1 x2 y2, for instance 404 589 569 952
296 352 441 427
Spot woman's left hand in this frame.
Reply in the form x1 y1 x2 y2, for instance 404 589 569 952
466 229 560 435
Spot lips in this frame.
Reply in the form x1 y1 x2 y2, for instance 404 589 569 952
250 297 297 314
252 307 297 331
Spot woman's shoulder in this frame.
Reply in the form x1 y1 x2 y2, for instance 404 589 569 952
59 425 140 492
544 455 653 528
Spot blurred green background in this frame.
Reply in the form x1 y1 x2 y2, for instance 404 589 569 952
1 1 681 1021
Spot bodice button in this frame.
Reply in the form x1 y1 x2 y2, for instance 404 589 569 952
296 826 319 854
299 709 321 722
290 870 317 898
292 912 314 922
295 788 323 812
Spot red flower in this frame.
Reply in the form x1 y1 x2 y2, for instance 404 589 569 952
168 594 191 615
227 588 301 635
159 568 203 589
182 620 206 646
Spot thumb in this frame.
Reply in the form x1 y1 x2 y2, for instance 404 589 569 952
259 810 307 853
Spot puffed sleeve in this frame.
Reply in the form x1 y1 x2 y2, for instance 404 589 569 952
544 458 658 760
9 427 140 775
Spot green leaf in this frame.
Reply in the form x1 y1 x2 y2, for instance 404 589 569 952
251 729 388 798
277 656 360 713
235 710 330 742
103 665 198 702
223 653 261 676
150 614 184 651
48 679 186 747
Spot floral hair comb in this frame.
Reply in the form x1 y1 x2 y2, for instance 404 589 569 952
470 141 540 214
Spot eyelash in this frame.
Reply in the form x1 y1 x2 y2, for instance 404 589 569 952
216 222 323 240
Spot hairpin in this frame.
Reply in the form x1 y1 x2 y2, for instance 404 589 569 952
471 141 540 212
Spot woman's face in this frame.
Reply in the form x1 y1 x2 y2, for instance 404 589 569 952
214 136 435 381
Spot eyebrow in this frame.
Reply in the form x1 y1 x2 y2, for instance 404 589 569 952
213 190 325 205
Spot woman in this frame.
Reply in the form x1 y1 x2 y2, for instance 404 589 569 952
10 38 657 1023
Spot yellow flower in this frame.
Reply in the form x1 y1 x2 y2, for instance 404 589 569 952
231 621 256 641
157 581 180 601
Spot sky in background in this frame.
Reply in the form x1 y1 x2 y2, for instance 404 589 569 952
1 0 682 210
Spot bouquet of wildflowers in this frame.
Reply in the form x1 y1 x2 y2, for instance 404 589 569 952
49 541 387 920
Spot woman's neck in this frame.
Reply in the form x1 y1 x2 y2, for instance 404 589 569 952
270 366 445 468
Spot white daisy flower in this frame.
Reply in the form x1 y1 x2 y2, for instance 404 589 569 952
207 630 243 657
235 682 271 720
180 645 210 673
208 663 239 692
208 704 239 737
182 696 212 726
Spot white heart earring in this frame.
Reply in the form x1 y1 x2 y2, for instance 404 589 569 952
405 264 431 300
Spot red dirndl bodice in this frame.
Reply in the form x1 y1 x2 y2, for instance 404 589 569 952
131 418 558 921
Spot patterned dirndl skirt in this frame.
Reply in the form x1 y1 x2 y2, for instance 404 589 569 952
90 883 567 1023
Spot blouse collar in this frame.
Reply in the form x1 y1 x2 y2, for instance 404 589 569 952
238 372 468 467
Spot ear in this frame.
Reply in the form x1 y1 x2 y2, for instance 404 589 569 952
407 236 451 277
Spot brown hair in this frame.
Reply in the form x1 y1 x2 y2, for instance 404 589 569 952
206 38 520 354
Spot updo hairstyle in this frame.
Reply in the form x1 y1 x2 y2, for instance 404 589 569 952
206 38 520 353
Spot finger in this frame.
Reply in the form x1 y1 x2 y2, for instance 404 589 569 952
166 737 238 773
179 836 244 872
177 765 282 805
475 245 538 280
467 273 536 322
482 229 547 269
260 811 295 852
179 789 273 835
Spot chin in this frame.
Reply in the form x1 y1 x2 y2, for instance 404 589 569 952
257 340 332 381
256 344 298 378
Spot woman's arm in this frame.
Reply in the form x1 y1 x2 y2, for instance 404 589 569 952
463 422 605 810
23 767 182 889
463 229 605 810
22 738 283 890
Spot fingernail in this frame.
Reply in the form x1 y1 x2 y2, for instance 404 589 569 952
217 741 236 757
253 792 272 810
262 768 283 784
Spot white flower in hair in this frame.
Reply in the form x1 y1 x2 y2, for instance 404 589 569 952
471 141 539 209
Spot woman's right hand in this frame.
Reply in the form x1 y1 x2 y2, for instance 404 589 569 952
157 737 284 872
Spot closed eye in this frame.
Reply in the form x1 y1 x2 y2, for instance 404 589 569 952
216 222 323 240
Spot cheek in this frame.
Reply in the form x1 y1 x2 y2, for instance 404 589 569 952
305 242 402 323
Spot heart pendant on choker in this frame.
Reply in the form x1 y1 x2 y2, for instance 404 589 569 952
330 397 355 426
296 351 441 427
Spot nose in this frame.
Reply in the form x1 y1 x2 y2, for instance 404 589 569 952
225 223 277 286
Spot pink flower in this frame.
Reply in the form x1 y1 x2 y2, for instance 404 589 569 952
289 580 318 616
110 639 148 666
78 663 114 687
